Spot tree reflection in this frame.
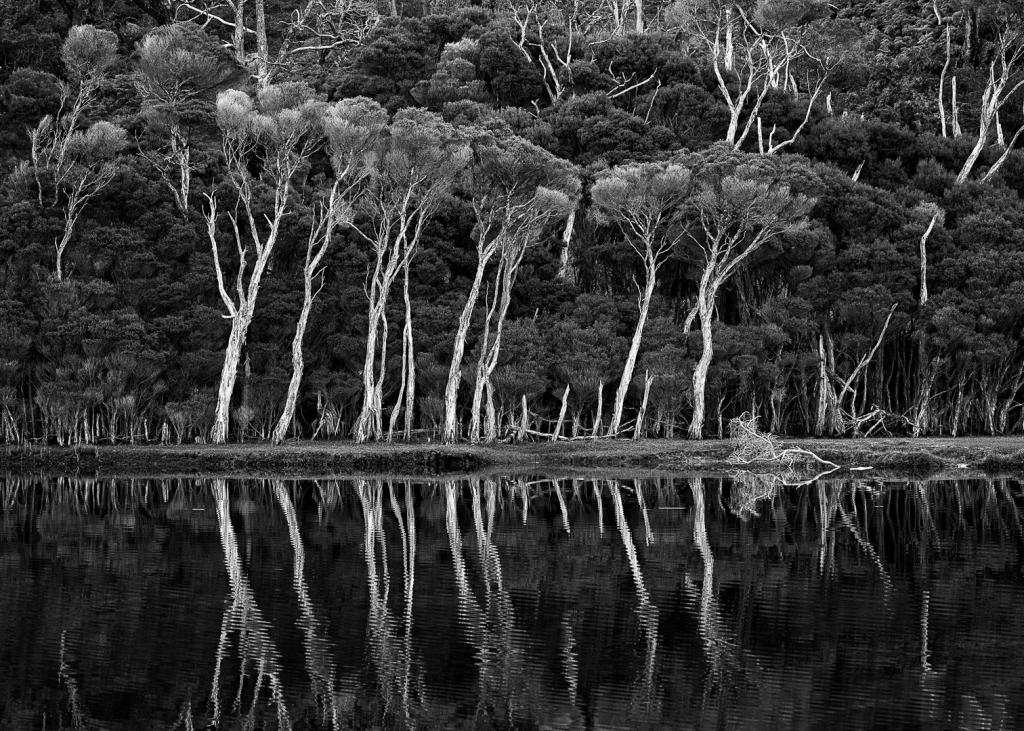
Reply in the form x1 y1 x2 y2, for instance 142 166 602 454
608 479 660 721
686 477 744 699
356 478 420 726
273 480 351 728
210 478 290 729
444 479 533 726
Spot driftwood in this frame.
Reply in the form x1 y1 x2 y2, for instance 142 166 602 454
726 412 838 469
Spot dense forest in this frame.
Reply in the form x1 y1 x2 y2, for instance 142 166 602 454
2 0 1024 445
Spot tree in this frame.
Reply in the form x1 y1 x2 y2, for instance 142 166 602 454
684 151 814 439
135 22 240 214
688 3 825 151
351 109 470 443
205 83 324 443
29 25 125 281
591 162 690 437
441 132 578 443
272 189 350 444
954 28 1024 184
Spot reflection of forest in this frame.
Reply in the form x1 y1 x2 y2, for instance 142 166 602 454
0 475 1023 729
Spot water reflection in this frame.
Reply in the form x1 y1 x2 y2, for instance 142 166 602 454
0 474 1023 729
211 478 290 728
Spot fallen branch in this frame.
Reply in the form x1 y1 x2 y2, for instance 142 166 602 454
726 412 839 469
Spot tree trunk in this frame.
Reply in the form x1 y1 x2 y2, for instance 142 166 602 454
387 261 415 441
272 282 315 445
402 269 415 440
939 25 951 137
593 380 604 437
254 0 270 87
233 0 247 65
442 255 491 442
633 371 652 440
608 270 655 436
556 208 576 283
517 394 528 442
353 301 385 442
211 308 253 444
688 299 714 439
553 384 570 441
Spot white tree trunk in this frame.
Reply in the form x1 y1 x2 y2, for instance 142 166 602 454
442 256 491 442
556 208 576 283
688 299 714 439
211 307 253 443
633 371 653 440
553 384 570 441
273 282 317 445
608 270 655 436
353 300 385 442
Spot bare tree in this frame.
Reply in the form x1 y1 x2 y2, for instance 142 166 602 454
591 163 690 437
171 0 379 87
693 6 822 151
955 29 1024 184
205 84 325 443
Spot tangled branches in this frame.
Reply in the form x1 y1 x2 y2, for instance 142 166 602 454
727 412 838 469
726 413 840 519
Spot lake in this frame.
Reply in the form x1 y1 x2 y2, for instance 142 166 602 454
1 474 1023 729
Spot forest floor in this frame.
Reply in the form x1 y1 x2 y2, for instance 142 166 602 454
4 436 1024 478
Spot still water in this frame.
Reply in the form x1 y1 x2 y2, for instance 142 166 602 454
1 474 1023 730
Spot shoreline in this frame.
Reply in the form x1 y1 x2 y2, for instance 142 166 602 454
3 436 1024 478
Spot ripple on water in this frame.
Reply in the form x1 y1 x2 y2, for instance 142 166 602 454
0 475 1022 729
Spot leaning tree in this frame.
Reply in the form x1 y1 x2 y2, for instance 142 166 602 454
441 132 579 444
205 83 325 443
590 162 691 437
681 148 815 439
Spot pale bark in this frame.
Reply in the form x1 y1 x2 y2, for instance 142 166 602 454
633 371 653 440
254 0 270 88
469 241 527 444
757 78 826 156
593 380 604 437
387 259 416 441
233 0 247 65
688 296 714 440
982 103 1024 182
273 196 339 444
912 211 939 436
703 9 809 150
939 24 952 137
353 190 428 443
955 31 1024 185
517 394 529 441
608 270 655 436
556 208 576 283
553 384 570 440
441 251 494 443
814 334 835 436
207 185 288 443
951 76 962 137
206 97 312 443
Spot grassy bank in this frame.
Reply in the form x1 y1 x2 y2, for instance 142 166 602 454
4 437 1024 477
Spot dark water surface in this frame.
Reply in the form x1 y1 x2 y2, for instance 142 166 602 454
1 474 1023 730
